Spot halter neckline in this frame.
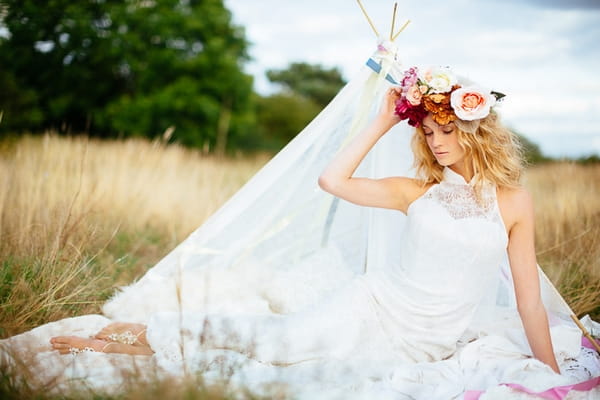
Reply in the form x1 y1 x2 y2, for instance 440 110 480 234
443 167 473 185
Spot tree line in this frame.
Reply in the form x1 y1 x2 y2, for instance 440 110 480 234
0 0 345 154
0 0 549 162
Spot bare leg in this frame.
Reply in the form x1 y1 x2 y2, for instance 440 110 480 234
50 334 154 356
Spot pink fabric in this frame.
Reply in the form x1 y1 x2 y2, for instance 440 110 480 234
582 336 599 351
464 376 600 400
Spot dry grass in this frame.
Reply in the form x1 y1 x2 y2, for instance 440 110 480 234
524 162 600 319
0 134 598 398
0 134 268 337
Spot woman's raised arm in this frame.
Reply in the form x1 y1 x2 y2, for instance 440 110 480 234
318 88 425 213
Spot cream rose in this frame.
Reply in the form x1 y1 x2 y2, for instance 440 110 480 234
419 67 457 94
405 85 422 106
450 86 496 121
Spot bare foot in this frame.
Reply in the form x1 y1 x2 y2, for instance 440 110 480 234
50 336 108 355
50 335 154 356
94 322 148 346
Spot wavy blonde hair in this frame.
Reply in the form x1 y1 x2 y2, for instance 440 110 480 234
410 111 524 193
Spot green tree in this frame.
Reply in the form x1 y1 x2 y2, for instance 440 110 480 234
266 62 346 108
0 0 254 153
255 63 347 149
254 93 321 150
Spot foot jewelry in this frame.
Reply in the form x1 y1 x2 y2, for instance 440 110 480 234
68 346 95 355
107 329 146 345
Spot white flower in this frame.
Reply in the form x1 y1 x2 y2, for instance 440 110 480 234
450 86 496 121
419 66 457 94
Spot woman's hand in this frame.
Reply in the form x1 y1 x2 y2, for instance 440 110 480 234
375 87 402 130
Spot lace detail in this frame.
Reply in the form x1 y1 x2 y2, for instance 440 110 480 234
562 347 600 381
424 181 496 220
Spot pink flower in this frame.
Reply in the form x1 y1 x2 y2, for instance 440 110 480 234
400 67 419 91
450 86 496 121
405 85 422 106
394 98 427 127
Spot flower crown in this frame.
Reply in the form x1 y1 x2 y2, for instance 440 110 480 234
394 66 505 131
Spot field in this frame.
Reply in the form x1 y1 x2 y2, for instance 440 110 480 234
0 134 599 397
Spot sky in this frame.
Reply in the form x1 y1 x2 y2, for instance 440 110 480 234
224 0 600 158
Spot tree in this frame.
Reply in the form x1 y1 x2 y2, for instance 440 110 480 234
255 63 347 149
254 93 321 150
0 0 255 154
266 62 346 108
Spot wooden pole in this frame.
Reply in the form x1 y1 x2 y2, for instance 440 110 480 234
392 19 411 40
390 3 397 41
571 314 600 353
356 0 379 37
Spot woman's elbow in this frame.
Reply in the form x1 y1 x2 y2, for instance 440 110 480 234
318 174 336 194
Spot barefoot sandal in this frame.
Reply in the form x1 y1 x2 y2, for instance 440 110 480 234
68 341 118 355
107 329 146 345
68 346 96 355
66 329 146 355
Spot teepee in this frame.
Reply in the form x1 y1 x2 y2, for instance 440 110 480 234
103 2 587 353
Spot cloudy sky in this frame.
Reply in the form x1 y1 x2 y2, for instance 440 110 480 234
224 0 600 158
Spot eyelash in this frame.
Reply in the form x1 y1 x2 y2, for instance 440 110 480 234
424 130 453 136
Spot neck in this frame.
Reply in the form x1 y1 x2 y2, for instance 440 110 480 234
448 160 474 183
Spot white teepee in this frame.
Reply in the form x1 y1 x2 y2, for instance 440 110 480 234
102 39 578 349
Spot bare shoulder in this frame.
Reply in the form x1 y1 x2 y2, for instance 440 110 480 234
497 186 534 233
389 176 432 214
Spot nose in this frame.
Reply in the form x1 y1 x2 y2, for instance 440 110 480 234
430 131 444 148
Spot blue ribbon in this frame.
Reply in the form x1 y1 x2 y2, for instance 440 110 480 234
366 58 398 84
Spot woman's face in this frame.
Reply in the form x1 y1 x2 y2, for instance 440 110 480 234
422 114 466 167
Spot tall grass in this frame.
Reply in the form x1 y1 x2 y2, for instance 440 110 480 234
525 162 600 319
0 134 268 337
0 134 598 398
1 135 599 334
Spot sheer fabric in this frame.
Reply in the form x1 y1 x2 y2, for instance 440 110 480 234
1 39 599 399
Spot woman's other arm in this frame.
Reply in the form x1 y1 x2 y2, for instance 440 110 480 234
318 88 425 213
500 187 560 373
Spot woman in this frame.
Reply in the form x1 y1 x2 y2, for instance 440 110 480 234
51 75 558 373
5 57 599 398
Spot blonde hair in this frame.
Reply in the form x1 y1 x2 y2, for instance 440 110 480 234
410 111 524 192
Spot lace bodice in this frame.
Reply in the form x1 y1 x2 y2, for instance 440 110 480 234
419 167 505 223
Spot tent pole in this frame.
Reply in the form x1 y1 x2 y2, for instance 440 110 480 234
392 19 411 40
390 3 397 41
356 0 379 37
571 315 600 353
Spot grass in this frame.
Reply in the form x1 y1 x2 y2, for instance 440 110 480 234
0 134 598 398
0 134 269 337
525 162 600 319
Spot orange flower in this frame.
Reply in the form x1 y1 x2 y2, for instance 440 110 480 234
422 91 457 125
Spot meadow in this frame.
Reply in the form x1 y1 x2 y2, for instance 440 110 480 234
0 134 599 398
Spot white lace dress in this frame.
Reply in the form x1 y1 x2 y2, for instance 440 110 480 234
2 168 599 399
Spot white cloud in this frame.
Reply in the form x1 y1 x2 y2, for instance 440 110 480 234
225 0 600 157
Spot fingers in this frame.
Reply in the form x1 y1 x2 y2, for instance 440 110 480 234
388 87 401 96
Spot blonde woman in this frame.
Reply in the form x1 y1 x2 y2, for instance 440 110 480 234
52 67 558 368
17 63 600 398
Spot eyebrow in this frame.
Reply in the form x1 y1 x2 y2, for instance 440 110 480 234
423 123 454 130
